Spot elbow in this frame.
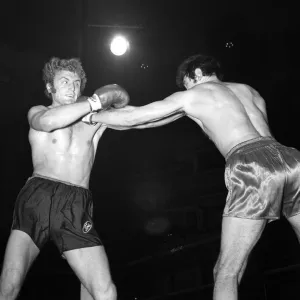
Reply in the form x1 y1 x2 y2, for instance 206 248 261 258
32 117 57 132
42 117 58 132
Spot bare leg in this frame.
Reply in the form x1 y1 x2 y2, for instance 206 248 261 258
213 217 266 300
64 246 116 300
0 230 40 300
215 257 247 285
81 284 94 300
238 258 248 284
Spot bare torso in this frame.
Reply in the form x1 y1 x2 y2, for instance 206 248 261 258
184 81 272 157
29 121 105 188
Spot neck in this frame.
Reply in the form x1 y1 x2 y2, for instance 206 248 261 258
50 101 61 108
199 75 219 84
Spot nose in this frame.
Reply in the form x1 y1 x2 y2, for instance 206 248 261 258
68 82 76 92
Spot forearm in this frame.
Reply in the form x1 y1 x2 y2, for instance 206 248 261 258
107 112 185 130
131 111 185 129
34 101 91 131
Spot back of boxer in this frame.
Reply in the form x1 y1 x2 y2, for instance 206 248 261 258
88 53 300 300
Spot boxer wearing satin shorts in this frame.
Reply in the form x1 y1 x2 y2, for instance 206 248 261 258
224 136 300 221
92 53 300 300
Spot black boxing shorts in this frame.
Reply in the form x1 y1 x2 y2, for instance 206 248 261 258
223 136 300 221
11 174 102 254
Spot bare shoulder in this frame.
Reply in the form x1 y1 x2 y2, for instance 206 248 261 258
225 82 261 99
240 83 259 95
28 105 48 118
189 82 222 99
228 82 266 110
183 85 209 100
193 82 232 96
225 82 251 92
237 83 264 102
27 106 49 127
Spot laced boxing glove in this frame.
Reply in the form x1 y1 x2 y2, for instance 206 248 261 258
81 84 130 125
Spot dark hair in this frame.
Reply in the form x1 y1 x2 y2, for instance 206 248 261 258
176 54 223 89
43 57 87 99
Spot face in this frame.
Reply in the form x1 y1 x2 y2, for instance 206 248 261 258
48 70 81 105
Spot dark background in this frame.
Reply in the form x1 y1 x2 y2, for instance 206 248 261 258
0 0 298 299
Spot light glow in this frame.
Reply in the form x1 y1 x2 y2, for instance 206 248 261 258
110 35 130 56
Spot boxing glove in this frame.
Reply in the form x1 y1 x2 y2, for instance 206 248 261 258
86 84 130 112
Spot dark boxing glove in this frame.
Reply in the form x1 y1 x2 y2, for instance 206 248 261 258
86 84 130 112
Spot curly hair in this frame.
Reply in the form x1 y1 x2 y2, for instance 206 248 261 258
43 57 87 99
176 54 223 89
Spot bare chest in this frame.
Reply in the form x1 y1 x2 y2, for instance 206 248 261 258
30 124 95 154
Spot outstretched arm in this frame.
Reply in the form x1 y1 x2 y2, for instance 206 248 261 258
90 91 187 127
107 111 185 130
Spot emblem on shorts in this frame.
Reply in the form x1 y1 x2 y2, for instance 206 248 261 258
82 221 92 233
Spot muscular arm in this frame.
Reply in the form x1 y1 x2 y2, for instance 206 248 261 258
107 111 185 130
90 91 188 127
28 101 91 132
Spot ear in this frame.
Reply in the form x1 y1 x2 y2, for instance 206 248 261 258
46 83 56 94
194 68 203 77
46 83 52 93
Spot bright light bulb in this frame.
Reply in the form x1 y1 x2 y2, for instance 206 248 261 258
110 36 129 56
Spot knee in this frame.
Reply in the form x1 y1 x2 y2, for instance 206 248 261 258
0 268 23 298
93 281 117 300
213 264 218 282
213 262 239 283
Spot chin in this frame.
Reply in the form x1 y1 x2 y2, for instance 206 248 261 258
64 98 76 104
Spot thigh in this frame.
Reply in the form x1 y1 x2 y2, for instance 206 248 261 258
53 188 101 254
63 246 113 295
282 147 300 218
216 217 266 275
287 214 300 242
1 230 40 285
